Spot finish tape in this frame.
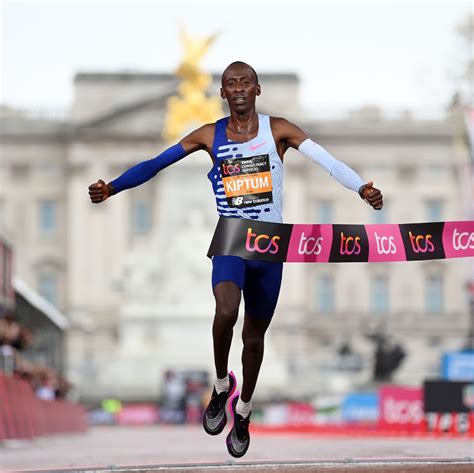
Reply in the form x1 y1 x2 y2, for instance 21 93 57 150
207 217 474 263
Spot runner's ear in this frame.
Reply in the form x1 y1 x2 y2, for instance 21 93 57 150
256 84 261 96
220 88 226 99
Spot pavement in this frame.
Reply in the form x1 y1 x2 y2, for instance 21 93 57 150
0 426 473 473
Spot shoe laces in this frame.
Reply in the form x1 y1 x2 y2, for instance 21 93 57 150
208 390 227 416
235 413 250 440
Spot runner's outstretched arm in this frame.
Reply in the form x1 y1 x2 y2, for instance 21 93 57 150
273 118 383 210
88 125 213 204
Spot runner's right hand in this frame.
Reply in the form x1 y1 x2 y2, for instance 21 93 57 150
88 179 112 203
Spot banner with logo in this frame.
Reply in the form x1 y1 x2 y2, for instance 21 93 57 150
442 352 474 381
424 380 474 413
262 402 315 426
207 217 474 263
342 392 379 423
424 380 474 435
116 404 159 425
378 385 424 430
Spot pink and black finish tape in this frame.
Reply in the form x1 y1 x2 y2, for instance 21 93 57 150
207 217 474 263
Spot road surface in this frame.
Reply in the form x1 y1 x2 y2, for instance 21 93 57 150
0 425 472 472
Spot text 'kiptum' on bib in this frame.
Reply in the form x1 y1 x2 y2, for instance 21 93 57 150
221 154 273 208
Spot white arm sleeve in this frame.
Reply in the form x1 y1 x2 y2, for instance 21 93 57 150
298 138 364 193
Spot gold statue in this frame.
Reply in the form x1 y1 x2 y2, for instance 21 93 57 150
163 27 223 142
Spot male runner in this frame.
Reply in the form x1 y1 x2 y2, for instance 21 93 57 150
88 61 383 458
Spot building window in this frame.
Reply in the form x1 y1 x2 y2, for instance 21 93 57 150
317 274 334 313
38 200 57 235
425 199 443 222
372 200 388 224
38 271 58 306
318 201 333 224
371 274 389 313
426 273 443 314
35 162 61 175
131 201 151 235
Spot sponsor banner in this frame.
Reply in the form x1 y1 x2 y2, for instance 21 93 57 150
443 222 474 259
365 224 406 262
399 222 445 261
424 380 474 413
262 403 289 426
208 217 293 263
116 404 159 425
287 224 332 262
87 409 116 426
378 385 424 429
442 352 474 381
262 402 315 426
424 380 474 435
425 411 473 435
342 392 379 423
287 402 316 426
329 225 369 263
208 217 474 263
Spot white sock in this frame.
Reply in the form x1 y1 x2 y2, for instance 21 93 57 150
236 398 252 419
214 374 229 394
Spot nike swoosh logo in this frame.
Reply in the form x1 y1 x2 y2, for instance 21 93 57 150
231 430 248 453
205 409 224 430
249 141 267 151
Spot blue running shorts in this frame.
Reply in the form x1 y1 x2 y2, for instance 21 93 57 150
211 255 283 319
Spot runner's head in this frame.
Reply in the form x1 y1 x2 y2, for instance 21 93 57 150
221 61 261 113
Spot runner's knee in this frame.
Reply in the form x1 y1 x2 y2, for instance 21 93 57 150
214 303 239 327
242 332 264 353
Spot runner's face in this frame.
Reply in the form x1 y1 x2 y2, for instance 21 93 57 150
220 66 260 113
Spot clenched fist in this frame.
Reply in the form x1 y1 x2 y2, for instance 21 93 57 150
359 181 383 210
88 179 114 204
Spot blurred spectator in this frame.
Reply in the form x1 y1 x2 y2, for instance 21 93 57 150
55 375 72 399
0 310 72 400
35 368 57 400
0 310 33 351
1 311 24 373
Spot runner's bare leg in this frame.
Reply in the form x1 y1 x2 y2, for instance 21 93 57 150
212 282 241 379
240 313 272 402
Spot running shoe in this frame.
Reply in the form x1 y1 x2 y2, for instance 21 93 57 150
226 393 251 458
202 371 237 436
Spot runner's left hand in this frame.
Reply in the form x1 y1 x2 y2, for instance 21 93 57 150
360 181 383 210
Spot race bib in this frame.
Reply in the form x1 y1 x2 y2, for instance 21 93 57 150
220 154 273 208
